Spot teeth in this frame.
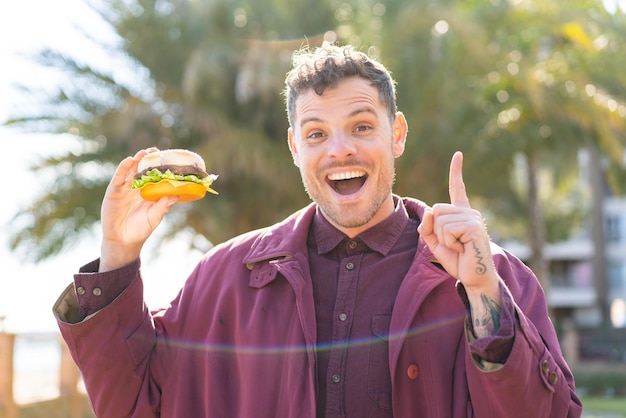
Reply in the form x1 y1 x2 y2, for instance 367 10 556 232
328 170 366 181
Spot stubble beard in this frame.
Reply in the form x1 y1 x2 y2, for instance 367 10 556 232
301 160 396 230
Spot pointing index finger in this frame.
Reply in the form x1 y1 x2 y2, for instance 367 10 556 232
449 151 471 208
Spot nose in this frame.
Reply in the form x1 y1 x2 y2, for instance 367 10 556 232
327 131 357 159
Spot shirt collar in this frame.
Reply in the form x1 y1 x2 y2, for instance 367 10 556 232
312 196 410 256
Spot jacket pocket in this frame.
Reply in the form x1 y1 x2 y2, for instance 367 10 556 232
368 314 392 410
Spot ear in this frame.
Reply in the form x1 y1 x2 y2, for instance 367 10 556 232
392 112 408 158
287 127 300 167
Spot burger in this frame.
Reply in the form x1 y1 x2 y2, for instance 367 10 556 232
132 149 218 202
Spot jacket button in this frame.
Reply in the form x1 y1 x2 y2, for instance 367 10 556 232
548 372 558 385
541 359 550 374
407 364 419 380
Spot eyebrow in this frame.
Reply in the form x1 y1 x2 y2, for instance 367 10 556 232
299 116 322 128
349 106 377 118
299 106 377 128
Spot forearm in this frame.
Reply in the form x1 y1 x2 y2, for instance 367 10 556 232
53 258 140 323
461 285 582 416
465 273 502 338
462 247 583 416
466 329 582 417
56 273 160 417
100 241 143 272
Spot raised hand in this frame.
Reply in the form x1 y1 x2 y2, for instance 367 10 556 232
99 148 178 272
417 151 502 336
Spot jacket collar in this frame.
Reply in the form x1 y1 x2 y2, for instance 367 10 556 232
312 197 410 257
243 202 317 269
242 196 436 269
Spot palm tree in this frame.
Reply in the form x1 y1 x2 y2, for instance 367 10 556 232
4 0 625 336
461 0 626 324
5 0 339 260
374 0 626 326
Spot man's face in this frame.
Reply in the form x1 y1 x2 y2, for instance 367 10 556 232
288 76 407 237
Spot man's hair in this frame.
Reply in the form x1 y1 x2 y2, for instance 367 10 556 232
284 43 397 126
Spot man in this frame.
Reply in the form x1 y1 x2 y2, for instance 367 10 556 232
54 43 582 417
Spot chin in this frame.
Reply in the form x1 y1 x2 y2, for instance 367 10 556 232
324 200 379 229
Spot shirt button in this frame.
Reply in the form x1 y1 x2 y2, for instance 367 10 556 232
407 364 419 380
76 286 86 296
92 287 102 296
331 373 341 383
348 241 358 249
338 313 347 321
346 262 355 270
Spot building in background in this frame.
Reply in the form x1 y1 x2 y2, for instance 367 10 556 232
504 195 626 363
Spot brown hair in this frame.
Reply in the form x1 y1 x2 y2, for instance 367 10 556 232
284 43 397 126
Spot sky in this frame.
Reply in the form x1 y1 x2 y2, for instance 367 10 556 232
0 0 201 333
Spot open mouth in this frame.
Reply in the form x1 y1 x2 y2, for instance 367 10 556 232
327 170 367 196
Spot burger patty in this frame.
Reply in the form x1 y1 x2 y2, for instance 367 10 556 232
134 164 209 180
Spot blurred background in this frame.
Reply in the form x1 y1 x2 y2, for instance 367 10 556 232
1 0 626 416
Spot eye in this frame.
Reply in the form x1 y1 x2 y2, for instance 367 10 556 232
354 124 372 133
305 130 325 141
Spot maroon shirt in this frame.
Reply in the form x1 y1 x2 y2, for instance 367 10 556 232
308 198 419 418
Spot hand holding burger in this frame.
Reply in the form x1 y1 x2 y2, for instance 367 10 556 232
99 148 216 272
132 149 218 202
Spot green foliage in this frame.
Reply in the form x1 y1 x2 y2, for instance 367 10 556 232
580 396 626 416
576 370 626 397
378 0 626 245
3 0 626 261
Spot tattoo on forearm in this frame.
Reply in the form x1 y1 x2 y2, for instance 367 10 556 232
472 294 502 337
472 242 487 275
